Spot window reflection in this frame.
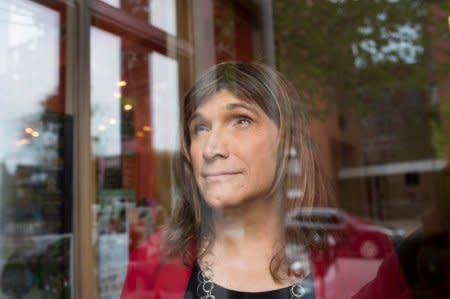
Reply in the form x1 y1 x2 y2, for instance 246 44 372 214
150 52 179 152
91 27 122 157
0 1 72 298
274 1 450 298
91 19 178 297
0 0 444 298
99 0 177 36
150 0 176 36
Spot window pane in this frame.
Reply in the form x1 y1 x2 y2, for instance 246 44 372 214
274 1 450 297
93 1 450 299
98 0 177 35
90 24 179 298
0 0 73 298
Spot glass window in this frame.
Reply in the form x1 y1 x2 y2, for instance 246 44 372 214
98 0 177 36
3 0 444 298
274 1 450 297
0 0 73 298
89 0 450 298
90 20 180 298
213 0 261 62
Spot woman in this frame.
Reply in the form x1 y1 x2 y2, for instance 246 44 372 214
121 62 332 299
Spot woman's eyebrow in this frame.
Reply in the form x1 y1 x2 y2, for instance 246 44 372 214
189 102 258 125
189 112 205 125
225 102 258 114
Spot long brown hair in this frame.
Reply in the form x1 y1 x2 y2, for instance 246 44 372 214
165 61 332 281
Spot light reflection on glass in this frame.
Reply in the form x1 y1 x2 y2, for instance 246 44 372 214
0 0 59 170
100 0 177 35
150 52 179 152
0 1 71 298
90 27 121 157
150 0 177 36
101 0 120 8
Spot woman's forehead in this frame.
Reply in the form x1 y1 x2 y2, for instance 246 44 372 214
186 87 280 128
191 90 261 115
198 90 255 108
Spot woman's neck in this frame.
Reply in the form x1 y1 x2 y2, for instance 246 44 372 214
210 194 284 262
198 195 295 291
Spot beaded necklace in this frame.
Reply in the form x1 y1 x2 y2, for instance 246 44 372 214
196 264 306 299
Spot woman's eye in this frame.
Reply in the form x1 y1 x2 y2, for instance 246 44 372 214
235 116 252 127
192 124 208 134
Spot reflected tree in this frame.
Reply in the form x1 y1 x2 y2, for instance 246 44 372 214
273 0 450 220
274 0 449 111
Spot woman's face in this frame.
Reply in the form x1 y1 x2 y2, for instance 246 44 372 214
189 90 279 209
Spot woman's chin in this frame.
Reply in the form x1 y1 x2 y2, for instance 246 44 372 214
204 195 245 210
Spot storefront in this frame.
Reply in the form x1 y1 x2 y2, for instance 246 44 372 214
1 0 449 298
0 0 274 298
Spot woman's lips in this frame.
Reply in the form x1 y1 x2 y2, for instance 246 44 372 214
202 172 241 181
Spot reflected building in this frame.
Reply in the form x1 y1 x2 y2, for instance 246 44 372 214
337 88 441 223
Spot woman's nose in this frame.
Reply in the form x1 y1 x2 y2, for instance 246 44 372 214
202 128 229 162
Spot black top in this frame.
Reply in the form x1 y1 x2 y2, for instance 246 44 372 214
183 262 316 299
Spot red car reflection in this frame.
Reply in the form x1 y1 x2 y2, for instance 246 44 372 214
286 208 404 260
